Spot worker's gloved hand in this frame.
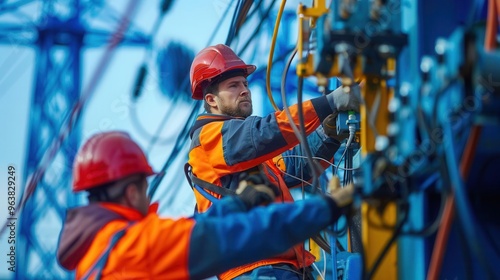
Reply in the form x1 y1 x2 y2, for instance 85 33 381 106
328 176 355 208
322 113 350 142
236 172 279 210
328 84 361 113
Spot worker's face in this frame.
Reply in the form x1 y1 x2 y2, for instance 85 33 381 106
135 178 150 216
124 177 150 216
212 76 252 118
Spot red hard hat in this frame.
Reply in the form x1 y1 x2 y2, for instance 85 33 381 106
72 131 155 192
190 44 256 100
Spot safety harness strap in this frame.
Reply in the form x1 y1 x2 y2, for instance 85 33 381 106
191 175 236 197
184 163 236 201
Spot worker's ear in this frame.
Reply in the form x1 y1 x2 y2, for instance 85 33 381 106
123 183 140 205
204 93 218 109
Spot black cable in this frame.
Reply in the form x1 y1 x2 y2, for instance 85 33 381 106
401 175 446 237
442 114 497 279
365 202 409 280
225 0 244 45
244 0 265 21
148 101 200 198
297 76 322 191
233 0 254 38
480 214 500 259
431 78 460 130
132 0 173 100
238 0 278 55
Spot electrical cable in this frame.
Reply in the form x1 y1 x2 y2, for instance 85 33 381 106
426 124 485 280
266 0 287 111
365 202 409 280
225 0 254 46
150 10 234 147
280 49 307 155
367 85 381 139
279 46 353 263
0 0 141 236
324 221 349 238
312 263 326 280
238 0 278 56
207 1 234 47
297 76 322 191
148 101 200 198
484 0 499 51
225 0 244 45
416 85 433 142
279 47 322 192
129 0 186 147
146 0 250 194
402 173 446 237
321 244 327 277
441 117 496 278
280 155 361 171
132 0 172 100
244 0 265 20
333 142 351 177
465 0 486 27
95 3 147 38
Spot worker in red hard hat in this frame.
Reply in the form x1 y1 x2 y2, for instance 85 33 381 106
56 131 355 280
187 44 361 279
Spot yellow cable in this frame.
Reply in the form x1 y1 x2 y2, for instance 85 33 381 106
266 0 287 112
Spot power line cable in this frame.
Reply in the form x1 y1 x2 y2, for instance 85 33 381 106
147 1 243 197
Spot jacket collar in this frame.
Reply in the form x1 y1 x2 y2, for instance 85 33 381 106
189 113 243 138
98 202 159 221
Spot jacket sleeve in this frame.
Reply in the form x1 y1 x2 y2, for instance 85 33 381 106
187 196 341 279
200 95 334 175
282 126 341 188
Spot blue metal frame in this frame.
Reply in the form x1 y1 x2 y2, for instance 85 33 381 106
16 9 84 278
0 1 149 279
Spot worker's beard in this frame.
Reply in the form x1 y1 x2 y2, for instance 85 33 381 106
220 101 253 118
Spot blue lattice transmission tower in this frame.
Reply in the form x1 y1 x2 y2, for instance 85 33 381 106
0 1 148 278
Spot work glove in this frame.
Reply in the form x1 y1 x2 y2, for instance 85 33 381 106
328 175 355 208
328 84 361 113
322 113 350 142
236 171 280 210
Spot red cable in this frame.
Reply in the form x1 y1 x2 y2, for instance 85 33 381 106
485 0 498 51
0 0 141 236
427 1 493 276
426 126 482 280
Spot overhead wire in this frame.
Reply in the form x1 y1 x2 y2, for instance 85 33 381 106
141 1 234 155
266 0 287 111
0 0 141 236
238 0 278 56
281 155 360 171
225 0 254 46
130 0 178 144
147 0 249 197
243 0 265 22
148 101 200 198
